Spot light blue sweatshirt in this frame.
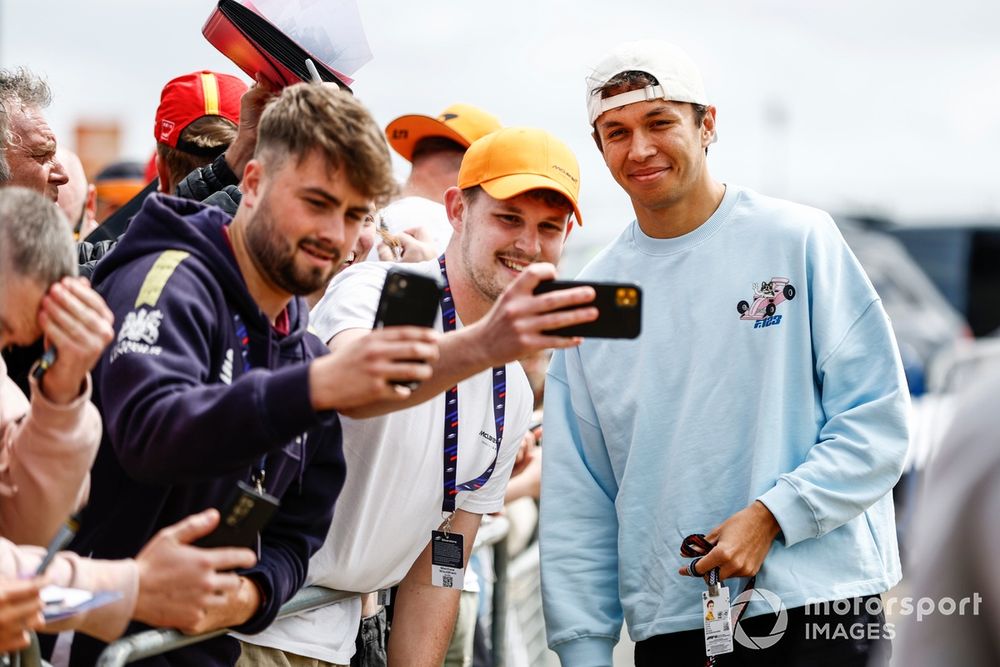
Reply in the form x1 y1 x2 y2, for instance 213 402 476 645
539 185 909 666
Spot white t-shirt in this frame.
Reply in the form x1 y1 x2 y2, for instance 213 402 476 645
365 196 452 261
242 259 531 663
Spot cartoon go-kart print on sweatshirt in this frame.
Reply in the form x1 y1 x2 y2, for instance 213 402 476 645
738 277 796 326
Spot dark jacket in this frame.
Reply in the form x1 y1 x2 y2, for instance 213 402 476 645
76 153 242 275
66 193 345 666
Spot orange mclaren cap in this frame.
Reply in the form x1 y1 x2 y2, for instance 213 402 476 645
94 161 146 208
458 127 583 227
385 103 501 162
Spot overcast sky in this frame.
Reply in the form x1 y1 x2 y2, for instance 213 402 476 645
2 0 998 252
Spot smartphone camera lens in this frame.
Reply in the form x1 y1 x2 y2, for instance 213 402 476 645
616 287 638 307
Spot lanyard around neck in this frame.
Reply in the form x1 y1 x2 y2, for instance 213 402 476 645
233 313 267 492
438 255 507 515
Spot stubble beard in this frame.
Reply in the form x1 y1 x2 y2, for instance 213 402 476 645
246 196 339 296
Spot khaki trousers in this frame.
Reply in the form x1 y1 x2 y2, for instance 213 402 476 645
237 641 347 667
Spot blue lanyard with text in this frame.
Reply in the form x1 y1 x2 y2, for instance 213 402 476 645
234 313 268 492
438 255 506 515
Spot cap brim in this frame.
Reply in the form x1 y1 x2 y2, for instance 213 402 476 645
385 115 472 162
479 174 583 228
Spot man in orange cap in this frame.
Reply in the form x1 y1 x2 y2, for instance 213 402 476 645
93 160 146 223
240 127 597 667
376 104 501 260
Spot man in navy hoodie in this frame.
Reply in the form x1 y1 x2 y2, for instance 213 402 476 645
60 84 440 666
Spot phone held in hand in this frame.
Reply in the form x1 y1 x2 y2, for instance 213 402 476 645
195 481 280 550
373 267 443 329
533 280 642 339
373 267 444 389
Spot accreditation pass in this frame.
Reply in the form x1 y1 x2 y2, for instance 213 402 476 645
703 587 734 657
430 530 465 589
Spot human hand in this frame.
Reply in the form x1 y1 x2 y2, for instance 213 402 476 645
393 227 438 263
0 578 44 652
310 327 440 413
469 263 598 367
510 429 538 479
677 501 781 581
132 509 258 633
37 277 115 404
225 74 279 178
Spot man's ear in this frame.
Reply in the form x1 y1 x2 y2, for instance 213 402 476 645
154 153 171 194
241 159 263 208
702 106 718 148
444 186 465 234
83 183 97 221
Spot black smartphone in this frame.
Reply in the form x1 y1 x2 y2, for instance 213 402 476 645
373 267 444 389
373 267 443 329
195 481 280 549
533 280 642 339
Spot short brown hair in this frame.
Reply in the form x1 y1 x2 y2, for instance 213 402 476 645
255 84 395 203
411 136 465 164
155 115 237 193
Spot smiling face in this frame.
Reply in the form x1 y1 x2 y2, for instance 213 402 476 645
450 187 572 304
341 212 376 270
4 105 68 202
241 150 372 297
594 99 715 216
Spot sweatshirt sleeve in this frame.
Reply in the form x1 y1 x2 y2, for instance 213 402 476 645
539 349 622 666
231 417 345 634
97 257 323 484
0 367 100 547
0 539 137 642
757 221 910 546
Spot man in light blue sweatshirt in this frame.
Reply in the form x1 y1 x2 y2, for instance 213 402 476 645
539 40 910 667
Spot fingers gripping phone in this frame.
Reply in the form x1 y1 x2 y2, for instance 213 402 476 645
195 481 280 550
533 280 642 339
373 267 444 388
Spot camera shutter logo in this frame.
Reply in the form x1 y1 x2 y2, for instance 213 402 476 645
732 587 788 650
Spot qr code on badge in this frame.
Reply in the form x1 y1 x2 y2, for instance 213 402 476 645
442 575 454 588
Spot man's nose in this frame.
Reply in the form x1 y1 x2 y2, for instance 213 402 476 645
628 130 657 162
514 225 541 257
50 158 69 186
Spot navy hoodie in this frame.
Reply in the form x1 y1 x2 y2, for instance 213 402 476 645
64 194 346 666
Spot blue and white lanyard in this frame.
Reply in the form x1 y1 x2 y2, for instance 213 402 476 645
438 255 506 515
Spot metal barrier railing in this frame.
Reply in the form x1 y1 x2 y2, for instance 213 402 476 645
92 514 511 666
5 631 46 667
95 586 357 666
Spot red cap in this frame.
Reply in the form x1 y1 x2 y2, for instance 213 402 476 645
154 71 247 153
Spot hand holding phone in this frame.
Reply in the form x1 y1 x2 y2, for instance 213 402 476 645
533 280 642 339
194 482 279 550
373 267 443 329
373 267 443 389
